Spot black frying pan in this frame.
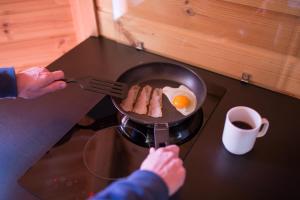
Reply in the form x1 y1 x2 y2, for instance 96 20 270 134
111 62 207 148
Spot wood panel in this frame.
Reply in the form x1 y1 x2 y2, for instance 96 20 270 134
223 0 300 17
0 0 99 72
0 6 74 43
96 0 300 98
0 35 76 72
0 0 78 71
69 0 99 43
0 0 69 15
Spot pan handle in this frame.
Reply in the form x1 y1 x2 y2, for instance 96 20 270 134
154 123 170 149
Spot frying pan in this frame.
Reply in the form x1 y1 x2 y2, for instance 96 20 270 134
111 62 207 148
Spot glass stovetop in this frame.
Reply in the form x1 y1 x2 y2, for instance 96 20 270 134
19 82 225 200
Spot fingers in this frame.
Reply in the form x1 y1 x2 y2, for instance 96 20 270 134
163 145 179 156
179 167 186 179
175 166 186 189
149 147 155 154
153 145 179 157
164 158 186 196
39 70 65 86
39 80 66 96
146 145 180 167
173 158 183 167
165 158 183 171
51 70 65 80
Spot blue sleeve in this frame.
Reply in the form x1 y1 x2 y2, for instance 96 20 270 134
92 170 169 200
0 67 18 98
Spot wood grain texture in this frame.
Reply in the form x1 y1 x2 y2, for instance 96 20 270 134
223 0 300 17
0 6 74 43
0 0 77 71
0 35 76 72
96 0 300 98
69 0 99 43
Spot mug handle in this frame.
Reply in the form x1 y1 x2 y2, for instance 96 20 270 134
257 118 269 138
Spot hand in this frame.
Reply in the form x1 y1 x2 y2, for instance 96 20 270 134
140 145 186 196
16 67 66 99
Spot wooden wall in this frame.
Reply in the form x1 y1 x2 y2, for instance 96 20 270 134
96 0 300 99
0 0 98 72
1 0 299 98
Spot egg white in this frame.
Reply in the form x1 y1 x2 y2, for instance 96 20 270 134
162 85 197 116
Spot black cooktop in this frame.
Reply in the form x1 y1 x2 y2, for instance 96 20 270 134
19 81 226 200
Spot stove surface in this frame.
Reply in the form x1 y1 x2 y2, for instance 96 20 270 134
0 37 295 200
19 69 226 199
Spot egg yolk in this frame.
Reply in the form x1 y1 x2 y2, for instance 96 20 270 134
172 95 190 109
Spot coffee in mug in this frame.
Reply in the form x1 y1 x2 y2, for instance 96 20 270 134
222 106 269 155
231 121 253 130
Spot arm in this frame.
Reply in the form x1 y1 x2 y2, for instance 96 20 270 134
0 67 18 98
93 170 168 200
92 145 185 200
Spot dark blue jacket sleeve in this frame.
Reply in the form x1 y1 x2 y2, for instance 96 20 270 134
0 67 17 98
92 170 169 200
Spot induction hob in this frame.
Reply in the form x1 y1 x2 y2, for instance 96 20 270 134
19 79 226 200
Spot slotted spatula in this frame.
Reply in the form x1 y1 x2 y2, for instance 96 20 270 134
63 76 128 99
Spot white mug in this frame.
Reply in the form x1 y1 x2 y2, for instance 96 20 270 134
222 106 269 155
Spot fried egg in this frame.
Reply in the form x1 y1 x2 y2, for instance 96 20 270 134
162 85 197 116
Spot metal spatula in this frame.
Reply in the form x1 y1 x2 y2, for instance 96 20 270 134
63 77 128 99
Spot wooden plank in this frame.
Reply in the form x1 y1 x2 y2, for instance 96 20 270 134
0 6 74 43
0 35 77 72
69 0 99 43
97 9 300 98
276 25 300 93
223 0 300 17
0 0 69 16
0 0 78 72
96 0 112 13
97 0 299 55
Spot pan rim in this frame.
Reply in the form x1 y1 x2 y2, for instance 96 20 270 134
111 61 207 126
